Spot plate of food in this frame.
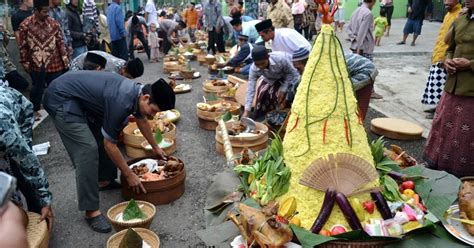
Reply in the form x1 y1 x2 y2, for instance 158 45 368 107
155 109 180 122
444 204 474 246
173 84 192 93
168 71 201 80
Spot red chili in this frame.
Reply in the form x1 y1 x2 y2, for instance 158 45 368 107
323 119 328 144
289 116 300 133
356 108 363 125
283 111 291 127
344 117 350 145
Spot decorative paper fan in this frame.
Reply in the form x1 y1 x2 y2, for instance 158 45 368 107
299 153 379 195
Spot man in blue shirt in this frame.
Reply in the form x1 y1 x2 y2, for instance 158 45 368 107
106 0 128 60
230 18 262 44
227 34 254 75
43 72 175 233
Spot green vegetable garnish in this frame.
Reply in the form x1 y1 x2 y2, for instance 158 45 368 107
154 129 163 144
123 199 147 221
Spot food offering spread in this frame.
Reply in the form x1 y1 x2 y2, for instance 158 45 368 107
196 100 241 130
215 119 269 155
220 13 463 247
129 156 184 182
202 79 236 94
121 155 186 206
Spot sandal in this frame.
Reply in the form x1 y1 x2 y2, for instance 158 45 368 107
396 41 406 45
99 180 121 191
85 214 112 233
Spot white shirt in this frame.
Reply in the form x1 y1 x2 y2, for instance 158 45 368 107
145 1 158 26
271 28 312 55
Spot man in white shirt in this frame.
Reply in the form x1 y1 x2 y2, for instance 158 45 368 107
255 19 311 54
145 0 158 27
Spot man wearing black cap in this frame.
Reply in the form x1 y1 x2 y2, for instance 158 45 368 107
43 72 175 233
71 51 144 79
243 45 300 119
227 34 254 75
255 19 311 55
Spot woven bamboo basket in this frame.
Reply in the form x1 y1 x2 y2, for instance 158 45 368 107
215 121 269 155
123 122 176 148
27 212 49 248
107 228 160 248
122 156 186 205
217 92 237 102
163 56 177 62
163 62 182 73
203 80 232 94
180 70 195 80
125 138 176 158
320 239 399 248
196 100 241 130
197 54 207 65
205 56 216 65
107 200 156 232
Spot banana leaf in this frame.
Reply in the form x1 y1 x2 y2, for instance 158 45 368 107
409 166 460 222
290 224 337 247
123 199 146 221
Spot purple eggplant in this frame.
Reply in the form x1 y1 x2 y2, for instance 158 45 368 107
311 187 337 234
371 191 393 219
335 192 363 231
387 171 427 182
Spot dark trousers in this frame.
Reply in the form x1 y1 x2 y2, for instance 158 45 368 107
5 70 29 92
302 26 311 40
159 30 172 54
129 31 150 60
29 70 63 112
111 38 129 60
207 29 225 54
9 159 42 213
88 120 117 182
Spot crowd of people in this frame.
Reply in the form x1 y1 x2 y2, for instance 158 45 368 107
0 0 472 245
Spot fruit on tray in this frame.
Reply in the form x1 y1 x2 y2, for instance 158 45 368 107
281 24 379 230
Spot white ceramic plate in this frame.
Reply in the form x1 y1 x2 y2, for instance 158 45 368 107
443 204 474 246
129 159 158 171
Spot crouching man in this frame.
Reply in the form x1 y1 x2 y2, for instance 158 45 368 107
243 45 300 120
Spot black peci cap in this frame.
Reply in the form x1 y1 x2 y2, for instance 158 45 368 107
255 19 273 32
150 79 176 111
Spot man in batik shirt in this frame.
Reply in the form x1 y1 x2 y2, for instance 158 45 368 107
18 0 69 121
0 80 54 230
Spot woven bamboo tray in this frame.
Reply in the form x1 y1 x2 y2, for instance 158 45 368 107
123 122 176 149
370 118 423 140
122 156 186 205
320 239 399 248
125 139 176 158
107 200 156 232
27 212 49 248
107 228 160 248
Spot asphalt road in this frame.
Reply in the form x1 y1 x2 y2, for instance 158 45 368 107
32 52 426 247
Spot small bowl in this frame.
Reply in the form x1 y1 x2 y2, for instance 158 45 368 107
106 200 156 232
